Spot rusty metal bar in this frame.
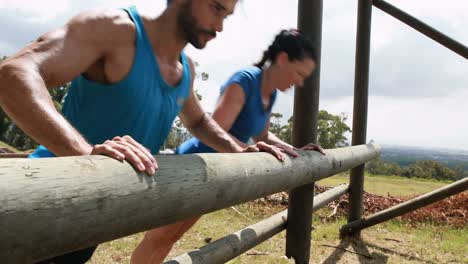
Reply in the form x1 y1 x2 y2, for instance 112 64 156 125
286 0 324 262
373 0 468 60
347 0 373 237
341 177 468 235
165 184 349 264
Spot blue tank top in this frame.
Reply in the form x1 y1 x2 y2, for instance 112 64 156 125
176 66 277 154
29 6 191 158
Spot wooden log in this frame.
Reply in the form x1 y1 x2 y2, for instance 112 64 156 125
164 184 349 264
0 144 380 263
340 177 468 235
0 153 29 158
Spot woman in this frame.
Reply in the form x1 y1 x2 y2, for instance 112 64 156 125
132 29 324 263
177 29 325 157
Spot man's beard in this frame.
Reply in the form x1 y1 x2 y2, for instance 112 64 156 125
178 1 216 49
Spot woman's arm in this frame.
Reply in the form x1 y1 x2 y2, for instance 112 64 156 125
254 116 325 157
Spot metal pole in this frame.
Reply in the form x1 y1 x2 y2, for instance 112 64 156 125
346 0 372 237
286 0 323 263
373 0 468 60
165 185 349 264
341 178 468 235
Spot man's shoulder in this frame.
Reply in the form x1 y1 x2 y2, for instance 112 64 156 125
67 8 136 45
72 8 134 26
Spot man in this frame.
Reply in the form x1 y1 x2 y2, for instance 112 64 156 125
0 0 285 263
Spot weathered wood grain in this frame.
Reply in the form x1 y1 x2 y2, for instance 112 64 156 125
0 144 380 263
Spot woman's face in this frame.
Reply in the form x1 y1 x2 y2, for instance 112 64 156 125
276 53 316 92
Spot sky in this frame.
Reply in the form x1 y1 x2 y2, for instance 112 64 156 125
0 0 467 150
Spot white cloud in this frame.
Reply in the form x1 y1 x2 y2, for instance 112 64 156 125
375 0 468 49
318 90 468 150
1 0 467 150
0 0 71 22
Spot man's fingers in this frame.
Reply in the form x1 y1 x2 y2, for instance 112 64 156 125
92 144 125 160
91 137 157 176
125 136 158 170
113 136 156 175
114 143 147 172
121 135 157 165
244 146 260 152
104 140 151 175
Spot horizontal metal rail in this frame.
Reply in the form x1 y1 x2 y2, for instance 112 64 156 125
373 0 468 60
165 184 349 264
340 177 468 235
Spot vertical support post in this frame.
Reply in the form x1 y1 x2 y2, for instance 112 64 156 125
286 0 323 263
346 0 373 237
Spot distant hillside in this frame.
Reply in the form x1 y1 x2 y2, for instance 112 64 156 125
380 144 468 172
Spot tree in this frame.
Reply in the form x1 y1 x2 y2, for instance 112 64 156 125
403 160 458 181
163 118 192 150
269 110 351 148
269 112 283 136
279 116 294 144
3 124 37 151
50 83 70 111
366 157 460 181
317 110 351 149
366 158 404 176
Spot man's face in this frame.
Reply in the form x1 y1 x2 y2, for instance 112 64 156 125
178 0 236 49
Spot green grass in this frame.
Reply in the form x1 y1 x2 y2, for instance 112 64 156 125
91 206 467 264
89 175 467 264
318 173 449 197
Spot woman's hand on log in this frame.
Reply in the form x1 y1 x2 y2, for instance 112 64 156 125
242 141 286 161
299 143 326 155
273 142 299 158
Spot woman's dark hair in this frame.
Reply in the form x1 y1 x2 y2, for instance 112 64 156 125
254 29 316 68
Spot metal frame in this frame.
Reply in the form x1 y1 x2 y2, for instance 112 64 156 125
166 185 349 264
346 0 373 236
373 0 468 60
343 0 467 238
342 178 468 235
286 0 324 262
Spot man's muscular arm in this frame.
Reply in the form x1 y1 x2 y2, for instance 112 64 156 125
0 9 157 175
